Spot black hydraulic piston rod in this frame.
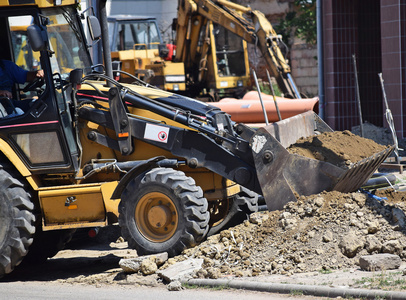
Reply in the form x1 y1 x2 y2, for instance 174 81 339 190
118 89 225 139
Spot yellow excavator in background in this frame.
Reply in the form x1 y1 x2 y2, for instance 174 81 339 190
110 0 302 100
173 0 301 100
108 15 186 92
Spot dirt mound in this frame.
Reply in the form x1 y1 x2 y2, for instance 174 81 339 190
159 131 399 279
287 130 388 168
166 189 406 278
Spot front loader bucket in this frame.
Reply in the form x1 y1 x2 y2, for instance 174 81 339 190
251 111 394 211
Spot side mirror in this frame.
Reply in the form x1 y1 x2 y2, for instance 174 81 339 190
27 25 48 51
112 61 122 81
87 16 101 41
172 18 177 31
69 68 83 90
158 44 169 59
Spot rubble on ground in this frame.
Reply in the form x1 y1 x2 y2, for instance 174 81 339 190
154 131 402 280
160 189 406 279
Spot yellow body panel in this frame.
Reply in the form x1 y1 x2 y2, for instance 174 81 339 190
145 61 186 91
0 138 31 177
39 183 112 227
101 181 120 216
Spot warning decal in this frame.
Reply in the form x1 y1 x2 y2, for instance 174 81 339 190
144 124 170 143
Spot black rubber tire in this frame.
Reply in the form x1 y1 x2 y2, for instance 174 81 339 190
118 168 210 257
22 228 76 264
0 166 35 278
208 187 259 236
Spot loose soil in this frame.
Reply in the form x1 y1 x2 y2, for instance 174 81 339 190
287 130 388 168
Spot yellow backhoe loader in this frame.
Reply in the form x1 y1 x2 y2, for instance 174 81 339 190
0 0 393 279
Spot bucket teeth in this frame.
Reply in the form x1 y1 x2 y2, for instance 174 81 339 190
333 146 394 193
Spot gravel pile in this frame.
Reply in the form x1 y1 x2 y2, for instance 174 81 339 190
164 189 406 279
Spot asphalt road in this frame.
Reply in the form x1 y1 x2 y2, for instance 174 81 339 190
0 281 317 300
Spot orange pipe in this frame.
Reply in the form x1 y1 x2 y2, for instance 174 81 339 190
214 92 319 123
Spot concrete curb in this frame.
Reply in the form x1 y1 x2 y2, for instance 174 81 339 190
182 278 406 300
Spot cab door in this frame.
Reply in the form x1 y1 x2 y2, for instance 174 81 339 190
0 13 78 174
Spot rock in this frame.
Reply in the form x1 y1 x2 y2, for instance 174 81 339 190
119 259 142 273
322 231 333 242
140 259 158 275
249 212 269 225
119 252 168 273
159 189 406 279
279 212 297 229
158 258 204 282
352 193 366 207
359 254 402 271
167 280 183 291
382 240 402 255
125 273 160 286
313 196 324 207
365 236 382 253
392 208 406 228
206 267 221 279
338 232 365 258
366 221 380 234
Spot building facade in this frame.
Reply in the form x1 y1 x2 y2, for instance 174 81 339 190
322 0 406 138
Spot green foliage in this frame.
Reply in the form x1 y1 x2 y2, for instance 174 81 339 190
274 0 317 45
289 289 304 296
318 268 333 274
354 272 406 291
253 81 282 97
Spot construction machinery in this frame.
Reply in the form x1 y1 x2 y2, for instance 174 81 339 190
0 0 393 279
109 0 301 100
107 15 186 92
173 0 303 99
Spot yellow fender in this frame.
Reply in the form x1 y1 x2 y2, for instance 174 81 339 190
0 138 38 188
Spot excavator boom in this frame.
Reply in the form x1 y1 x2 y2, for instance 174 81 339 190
175 0 301 98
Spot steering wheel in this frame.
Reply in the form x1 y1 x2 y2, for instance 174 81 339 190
23 77 45 93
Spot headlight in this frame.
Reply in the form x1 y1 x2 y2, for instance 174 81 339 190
237 80 243 87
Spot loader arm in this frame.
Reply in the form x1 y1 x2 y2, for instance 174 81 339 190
175 0 301 98
78 83 394 211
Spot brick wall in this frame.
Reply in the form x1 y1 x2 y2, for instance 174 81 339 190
322 0 383 131
380 0 406 138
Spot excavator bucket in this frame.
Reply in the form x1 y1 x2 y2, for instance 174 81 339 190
251 111 395 211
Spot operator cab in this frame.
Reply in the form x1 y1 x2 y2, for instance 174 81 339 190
0 6 93 175
0 16 43 117
107 15 162 52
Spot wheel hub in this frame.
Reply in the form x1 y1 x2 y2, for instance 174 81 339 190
135 192 178 242
147 205 172 229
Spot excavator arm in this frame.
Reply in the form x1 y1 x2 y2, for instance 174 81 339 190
175 0 301 98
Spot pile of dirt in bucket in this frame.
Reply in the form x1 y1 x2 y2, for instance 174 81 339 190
287 130 388 168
